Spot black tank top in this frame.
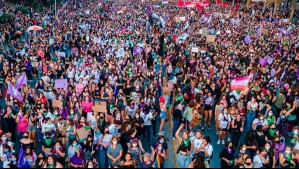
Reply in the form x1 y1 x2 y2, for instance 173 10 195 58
233 119 242 132
177 140 191 153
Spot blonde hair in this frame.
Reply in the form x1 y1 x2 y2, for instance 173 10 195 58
163 87 170 96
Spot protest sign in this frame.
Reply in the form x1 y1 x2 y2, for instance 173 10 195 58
93 105 107 113
55 79 68 89
52 100 63 107
77 127 90 141
191 47 199 53
206 35 216 42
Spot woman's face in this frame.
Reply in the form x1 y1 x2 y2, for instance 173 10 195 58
183 132 189 139
26 149 30 154
47 157 54 164
125 154 131 161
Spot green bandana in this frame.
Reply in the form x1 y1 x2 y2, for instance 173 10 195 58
48 164 54 168
269 129 276 137
183 138 190 147
100 119 104 124
45 138 52 146
70 114 75 119
84 126 90 130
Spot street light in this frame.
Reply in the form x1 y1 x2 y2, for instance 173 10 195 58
55 0 57 17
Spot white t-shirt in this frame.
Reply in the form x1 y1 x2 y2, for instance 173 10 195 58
247 101 259 111
41 76 50 86
252 119 268 130
218 113 231 129
192 138 203 153
141 112 153 126
253 154 269 168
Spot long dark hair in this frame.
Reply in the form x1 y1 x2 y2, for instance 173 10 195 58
193 152 205 168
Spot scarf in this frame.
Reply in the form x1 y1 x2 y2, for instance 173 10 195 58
45 138 53 146
183 138 190 147
269 129 276 137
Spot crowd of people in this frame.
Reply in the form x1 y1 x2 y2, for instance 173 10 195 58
0 0 298 168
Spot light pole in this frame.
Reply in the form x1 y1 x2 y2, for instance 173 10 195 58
55 0 57 17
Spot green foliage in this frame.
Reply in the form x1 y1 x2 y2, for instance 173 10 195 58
0 14 14 24
19 6 30 14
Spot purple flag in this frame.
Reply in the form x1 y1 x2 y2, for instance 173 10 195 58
244 35 251 44
7 82 23 101
297 66 299 78
257 28 261 36
18 145 30 168
146 5 152 13
259 58 267 67
16 73 27 89
133 47 143 56
55 79 68 89
280 28 289 35
267 56 274 65
277 32 282 40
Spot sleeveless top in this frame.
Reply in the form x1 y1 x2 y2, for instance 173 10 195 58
177 140 191 153
217 105 224 113
129 148 140 162
233 119 242 132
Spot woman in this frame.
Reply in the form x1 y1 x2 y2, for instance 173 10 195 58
278 146 296 168
70 147 85 168
253 147 270 168
42 155 63 168
0 144 14 168
277 102 297 137
28 109 37 147
51 141 66 166
3 107 17 142
81 96 93 118
24 146 37 168
97 127 112 168
67 140 82 166
132 112 144 138
246 97 258 131
219 142 235 168
42 132 55 157
66 118 77 152
126 129 145 154
231 114 244 148
252 113 268 131
203 91 214 128
35 152 46 168
175 123 193 168
171 101 183 138
141 153 155 168
128 139 142 168
183 100 195 132
8 153 18 168
107 136 123 168
188 152 206 168
233 144 250 163
265 110 276 126
141 105 154 143
56 116 67 147
20 131 34 151
215 100 225 135
158 96 167 136
255 125 267 148
217 108 231 145
241 157 255 168
119 153 137 168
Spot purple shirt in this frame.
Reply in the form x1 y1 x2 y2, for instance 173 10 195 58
70 155 84 165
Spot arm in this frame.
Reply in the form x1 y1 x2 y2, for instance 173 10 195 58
175 123 184 143
286 101 296 117
138 140 145 153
